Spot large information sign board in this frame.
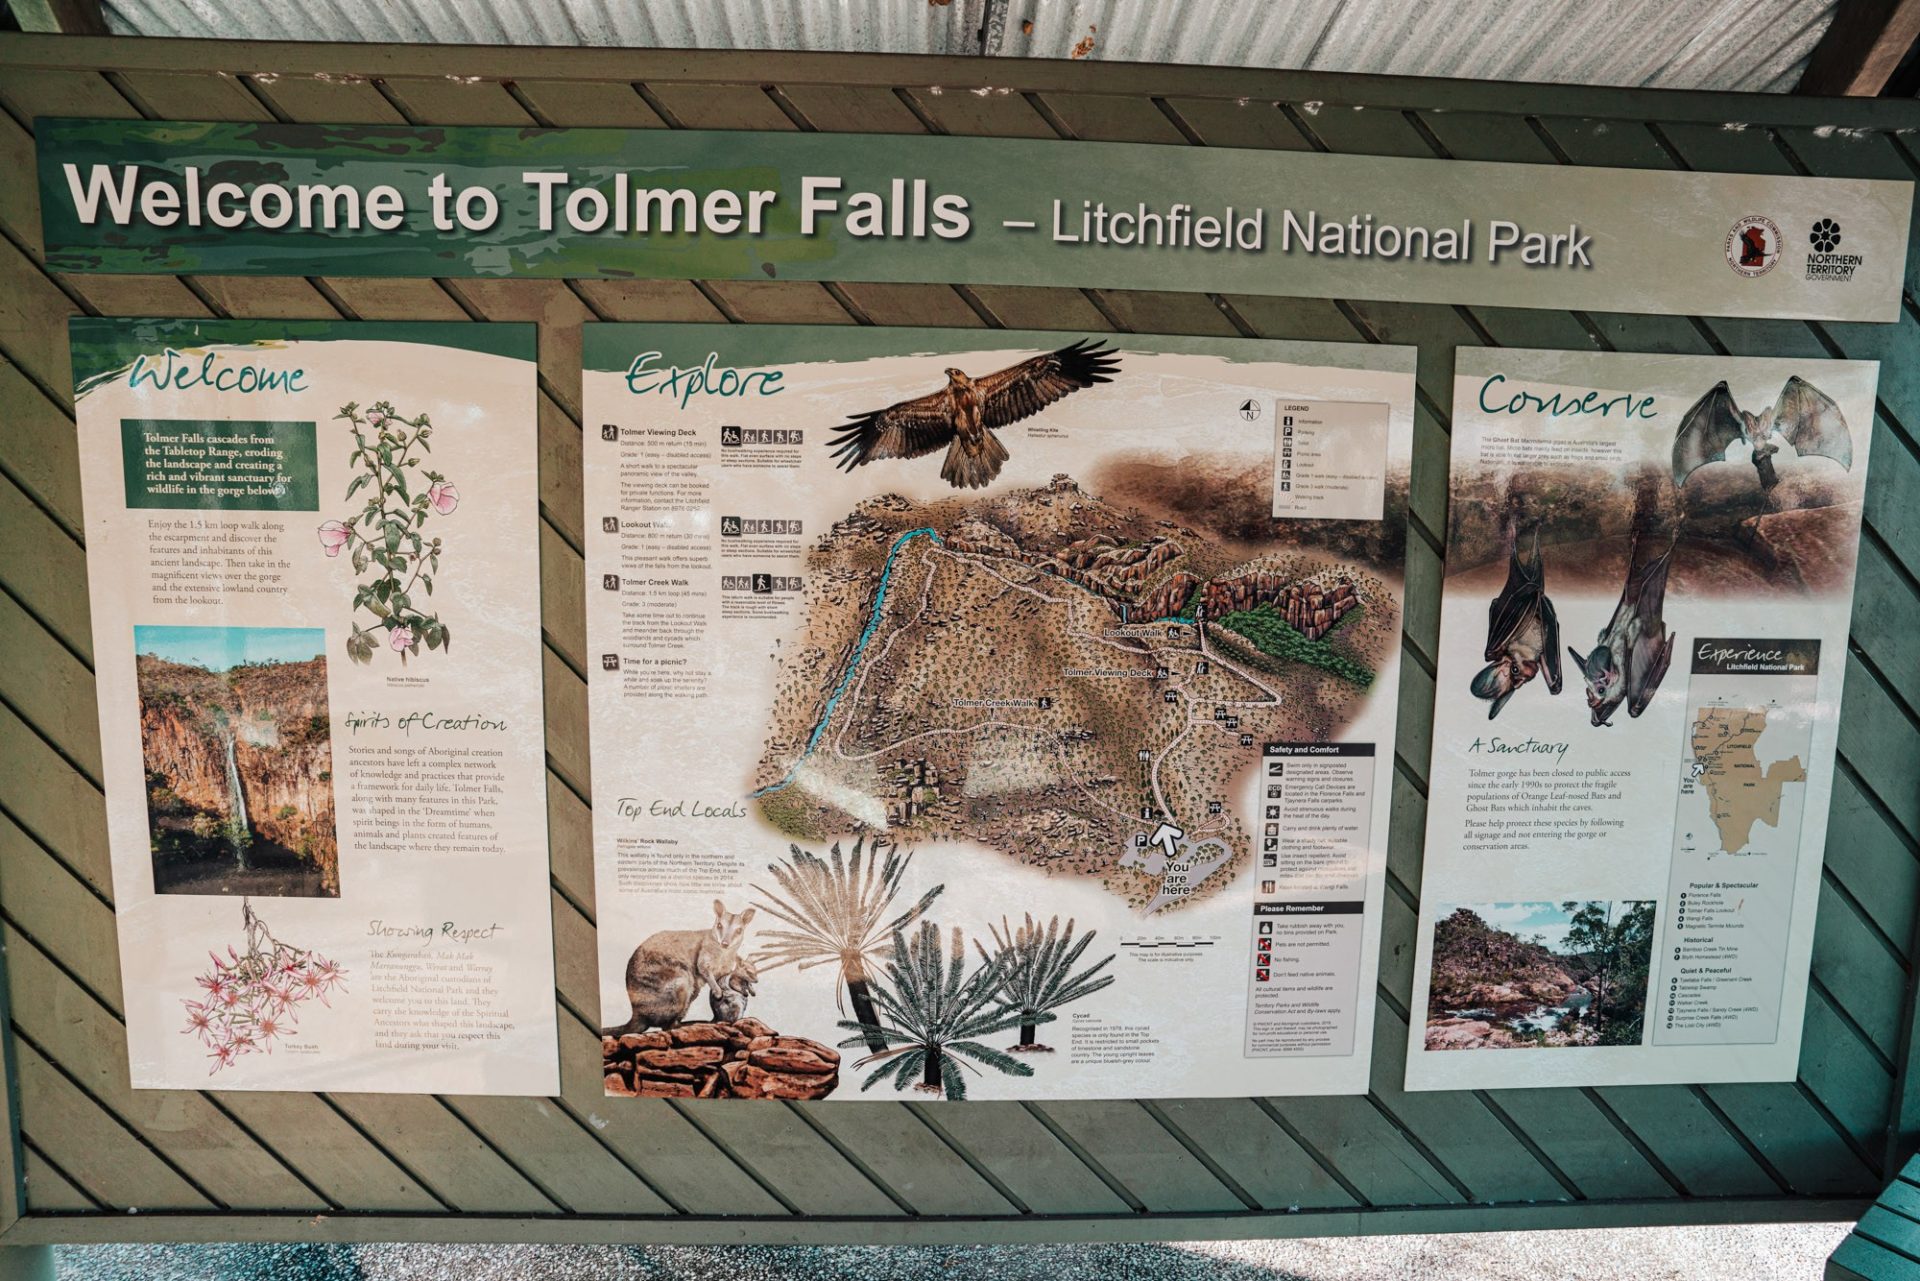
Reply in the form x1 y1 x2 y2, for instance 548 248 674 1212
1406 348 1876 1091
72 319 560 1094
582 325 1414 1100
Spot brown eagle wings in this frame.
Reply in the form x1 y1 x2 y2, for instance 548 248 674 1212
827 340 1121 489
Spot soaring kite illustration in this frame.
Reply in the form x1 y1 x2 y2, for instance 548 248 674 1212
827 340 1121 489
1470 527 1563 720
1567 535 1676 727
1671 376 1853 491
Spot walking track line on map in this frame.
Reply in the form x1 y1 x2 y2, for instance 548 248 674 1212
752 528 1285 844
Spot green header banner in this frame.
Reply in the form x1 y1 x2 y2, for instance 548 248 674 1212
35 117 1913 322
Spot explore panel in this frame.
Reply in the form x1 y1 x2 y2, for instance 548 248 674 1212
583 325 1414 1100
72 319 559 1093
1405 348 1875 1091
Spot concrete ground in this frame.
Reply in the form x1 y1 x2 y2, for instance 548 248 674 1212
55 1220 1852 1279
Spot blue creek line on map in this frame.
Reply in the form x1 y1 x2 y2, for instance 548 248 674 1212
749 524 1196 801
752 527 943 799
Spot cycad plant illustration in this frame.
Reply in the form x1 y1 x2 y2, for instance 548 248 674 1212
315 400 457 665
839 921 1043 1099
748 836 942 1054
977 914 1117 1052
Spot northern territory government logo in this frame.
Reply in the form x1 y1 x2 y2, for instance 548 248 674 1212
1726 215 1781 277
1806 217 1862 284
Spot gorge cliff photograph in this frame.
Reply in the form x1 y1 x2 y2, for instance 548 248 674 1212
1424 900 1655 1050
135 625 339 898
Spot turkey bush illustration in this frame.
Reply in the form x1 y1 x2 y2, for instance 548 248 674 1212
317 400 456 664
180 899 345 1074
838 920 1042 1099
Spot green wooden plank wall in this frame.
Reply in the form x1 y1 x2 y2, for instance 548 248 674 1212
0 33 1913 1246
1829 1154 1920 1280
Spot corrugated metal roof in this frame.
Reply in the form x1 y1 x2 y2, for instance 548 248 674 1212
104 0 992 56
993 0 1838 92
99 0 1837 94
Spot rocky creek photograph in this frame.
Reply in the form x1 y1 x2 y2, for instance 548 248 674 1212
135 625 339 898
1424 900 1655 1050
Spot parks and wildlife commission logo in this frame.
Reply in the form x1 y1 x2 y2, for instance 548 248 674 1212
1805 217 1862 283
1725 215 1781 277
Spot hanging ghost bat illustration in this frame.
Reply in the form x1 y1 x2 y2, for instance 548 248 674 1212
1567 536 1676 727
1671 376 1852 491
1469 528 1562 720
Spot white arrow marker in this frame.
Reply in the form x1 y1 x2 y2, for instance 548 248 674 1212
1148 821 1184 858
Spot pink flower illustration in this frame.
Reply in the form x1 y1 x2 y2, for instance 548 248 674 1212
185 900 347 1074
182 1002 214 1043
330 400 451 666
316 957 346 992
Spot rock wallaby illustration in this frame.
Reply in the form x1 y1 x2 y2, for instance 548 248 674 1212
709 953 759 1023
603 900 755 1036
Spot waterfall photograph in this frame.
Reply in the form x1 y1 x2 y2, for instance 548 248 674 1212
134 625 340 898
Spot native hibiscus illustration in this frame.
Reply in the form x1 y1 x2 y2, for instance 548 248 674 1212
181 899 345 1073
316 399 455 664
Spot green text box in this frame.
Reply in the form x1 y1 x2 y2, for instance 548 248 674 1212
120 418 319 511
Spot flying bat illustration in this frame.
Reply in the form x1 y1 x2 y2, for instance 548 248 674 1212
1469 528 1562 720
1671 376 1852 491
1567 535 1675 727
827 340 1120 490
